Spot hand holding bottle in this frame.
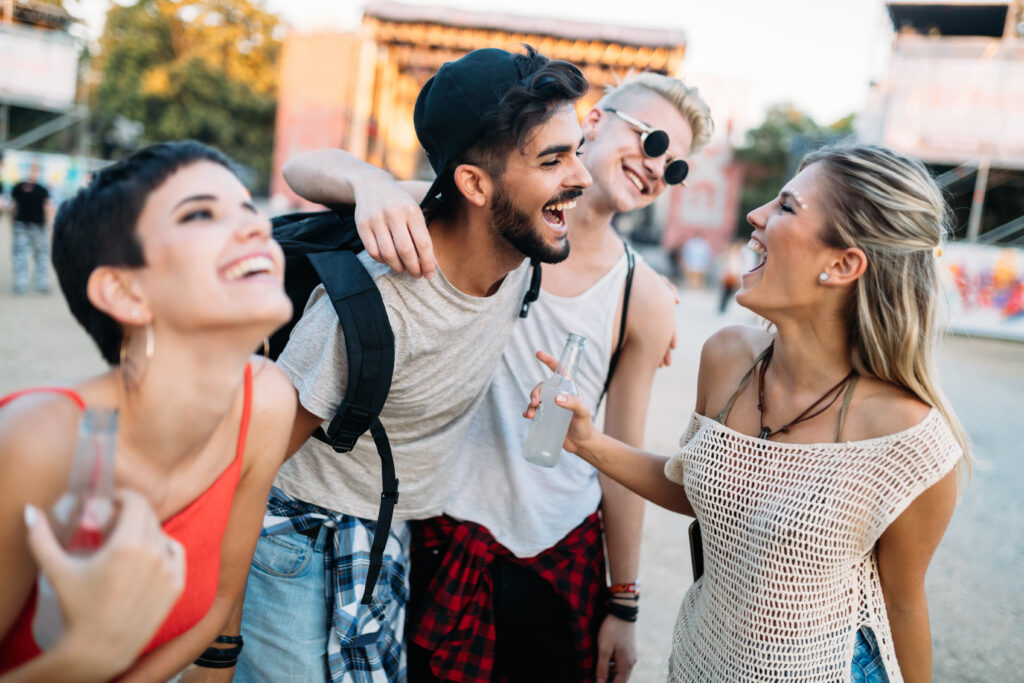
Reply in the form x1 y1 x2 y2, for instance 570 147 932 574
523 349 597 458
24 489 185 680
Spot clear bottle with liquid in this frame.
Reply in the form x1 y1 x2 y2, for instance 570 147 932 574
33 408 119 651
522 333 585 468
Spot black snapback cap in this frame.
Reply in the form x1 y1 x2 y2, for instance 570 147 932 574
414 48 525 209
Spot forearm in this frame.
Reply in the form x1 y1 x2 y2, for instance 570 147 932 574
0 641 119 683
887 602 933 682
118 594 234 683
577 434 691 515
282 149 392 205
599 474 643 583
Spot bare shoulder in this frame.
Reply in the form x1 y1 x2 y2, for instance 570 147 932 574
695 325 771 415
245 357 298 470
0 394 80 507
624 260 677 346
630 260 677 318
844 376 933 441
700 325 769 371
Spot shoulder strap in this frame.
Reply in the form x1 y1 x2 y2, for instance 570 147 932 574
306 249 398 604
834 373 859 442
712 343 774 425
519 258 542 318
595 242 636 412
0 386 87 411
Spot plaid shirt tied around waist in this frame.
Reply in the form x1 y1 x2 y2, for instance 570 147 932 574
411 512 607 683
261 487 409 683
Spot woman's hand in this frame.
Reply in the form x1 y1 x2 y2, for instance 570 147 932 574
26 489 185 679
523 351 597 455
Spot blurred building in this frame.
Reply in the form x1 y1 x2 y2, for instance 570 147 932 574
271 0 687 207
0 0 81 149
859 0 1024 339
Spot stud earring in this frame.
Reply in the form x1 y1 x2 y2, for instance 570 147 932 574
818 272 829 282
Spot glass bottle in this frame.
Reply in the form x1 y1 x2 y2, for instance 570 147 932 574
33 408 119 651
522 333 585 468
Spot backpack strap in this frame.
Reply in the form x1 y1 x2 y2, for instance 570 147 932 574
519 258 542 318
596 241 636 412
306 249 398 604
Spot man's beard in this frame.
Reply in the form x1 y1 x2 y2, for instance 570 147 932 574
491 185 570 264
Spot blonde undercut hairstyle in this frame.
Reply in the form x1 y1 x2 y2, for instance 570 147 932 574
598 72 714 154
800 143 971 471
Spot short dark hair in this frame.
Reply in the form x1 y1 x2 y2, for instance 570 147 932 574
434 46 588 219
52 141 235 365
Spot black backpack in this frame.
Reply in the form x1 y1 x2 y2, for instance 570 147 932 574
268 205 542 604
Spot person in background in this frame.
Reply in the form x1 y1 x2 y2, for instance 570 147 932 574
531 143 969 682
10 161 54 295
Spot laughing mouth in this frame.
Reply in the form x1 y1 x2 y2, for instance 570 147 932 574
224 255 277 280
542 198 578 228
624 168 649 194
747 238 767 273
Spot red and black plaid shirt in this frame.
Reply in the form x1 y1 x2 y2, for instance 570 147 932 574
410 512 607 683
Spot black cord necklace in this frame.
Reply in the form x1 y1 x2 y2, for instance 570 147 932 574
756 342 857 440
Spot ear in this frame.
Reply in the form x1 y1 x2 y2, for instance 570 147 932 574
823 247 867 285
452 163 493 209
581 107 603 139
86 267 152 325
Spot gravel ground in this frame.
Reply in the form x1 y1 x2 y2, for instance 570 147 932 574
1 217 1020 682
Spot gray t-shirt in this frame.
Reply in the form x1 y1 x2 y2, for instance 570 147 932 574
276 252 532 521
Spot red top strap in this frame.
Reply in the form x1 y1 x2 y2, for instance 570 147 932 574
0 387 87 411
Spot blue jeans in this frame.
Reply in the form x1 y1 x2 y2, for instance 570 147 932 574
851 625 890 683
11 221 49 293
236 527 330 682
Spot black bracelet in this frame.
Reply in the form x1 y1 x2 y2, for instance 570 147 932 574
194 634 244 669
606 601 638 623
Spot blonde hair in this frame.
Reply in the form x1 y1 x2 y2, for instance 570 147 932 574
597 72 714 154
800 143 971 470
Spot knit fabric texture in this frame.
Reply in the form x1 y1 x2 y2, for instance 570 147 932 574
664 408 961 682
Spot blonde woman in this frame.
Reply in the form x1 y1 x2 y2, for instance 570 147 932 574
528 144 968 682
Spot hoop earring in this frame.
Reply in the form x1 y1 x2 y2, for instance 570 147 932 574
261 337 269 358
119 324 154 388
144 323 154 360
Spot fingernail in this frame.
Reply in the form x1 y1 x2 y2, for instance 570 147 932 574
555 395 566 404
24 504 37 529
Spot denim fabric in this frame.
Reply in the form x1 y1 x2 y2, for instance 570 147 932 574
236 527 330 682
851 625 890 683
11 222 49 293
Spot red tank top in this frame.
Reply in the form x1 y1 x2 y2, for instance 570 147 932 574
0 364 253 673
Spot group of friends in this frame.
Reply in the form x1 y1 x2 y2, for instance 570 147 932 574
0 45 968 683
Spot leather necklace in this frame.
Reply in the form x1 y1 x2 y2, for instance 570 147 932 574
756 342 857 440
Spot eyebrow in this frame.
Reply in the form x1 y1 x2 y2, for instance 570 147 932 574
537 136 586 159
172 194 216 212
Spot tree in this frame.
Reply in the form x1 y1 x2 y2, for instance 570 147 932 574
89 0 281 190
733 104 854 237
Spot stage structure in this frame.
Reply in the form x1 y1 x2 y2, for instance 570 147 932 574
270 0 687 205
0 0 83 151
859 0 1024 339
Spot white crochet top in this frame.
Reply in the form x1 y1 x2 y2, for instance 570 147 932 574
664 408 961 682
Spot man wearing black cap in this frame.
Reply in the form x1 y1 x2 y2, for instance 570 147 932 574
229 47 591 683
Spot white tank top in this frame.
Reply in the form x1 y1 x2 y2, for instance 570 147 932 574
445 250 631 557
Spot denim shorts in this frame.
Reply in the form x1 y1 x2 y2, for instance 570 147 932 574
851 625 889 683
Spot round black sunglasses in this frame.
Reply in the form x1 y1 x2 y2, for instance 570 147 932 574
603 108 689 185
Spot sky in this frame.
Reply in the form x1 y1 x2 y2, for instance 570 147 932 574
73 0 899 136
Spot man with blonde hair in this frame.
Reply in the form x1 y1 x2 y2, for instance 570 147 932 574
284 71 713 682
